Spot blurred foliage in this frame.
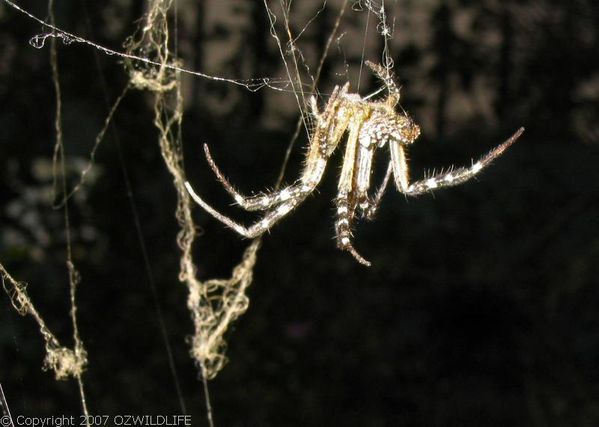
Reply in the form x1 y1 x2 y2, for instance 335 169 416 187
1 0 599 426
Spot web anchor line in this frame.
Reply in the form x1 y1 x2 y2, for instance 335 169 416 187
1 0 290 93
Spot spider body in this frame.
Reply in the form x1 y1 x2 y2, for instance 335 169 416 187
185 62 524 266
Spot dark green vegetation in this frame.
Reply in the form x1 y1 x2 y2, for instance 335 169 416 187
1 1 599 425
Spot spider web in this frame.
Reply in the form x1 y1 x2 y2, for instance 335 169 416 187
0 0 397 424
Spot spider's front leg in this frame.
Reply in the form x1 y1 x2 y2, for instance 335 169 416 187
186 138 333 239
391 127 525 195
200 84 350 212
185 85 352 239
185 182 305 238
203 144 306 211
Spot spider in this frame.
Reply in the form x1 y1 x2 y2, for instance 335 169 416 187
185 61 524 266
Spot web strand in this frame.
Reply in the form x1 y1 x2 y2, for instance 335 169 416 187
1 0 285 92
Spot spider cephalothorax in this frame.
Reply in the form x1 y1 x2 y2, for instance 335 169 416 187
185 62 524 266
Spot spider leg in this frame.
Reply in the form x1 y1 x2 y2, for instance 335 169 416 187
201 84 350 212
392 127 524 196
336 190 370 266
186 85 354 238
354 128 380 218
187 141 331 236
334 116 371 266
364 161 393 220
365 61 401 107
185 181 305 238
309 95 320 119
355 139 376 207
389 138 410 193
203 144 310 211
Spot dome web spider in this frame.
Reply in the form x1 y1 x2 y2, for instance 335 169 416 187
185 62 524 266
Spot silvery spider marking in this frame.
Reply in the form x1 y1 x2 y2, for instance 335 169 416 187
185 61 524 266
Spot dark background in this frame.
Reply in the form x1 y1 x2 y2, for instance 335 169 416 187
2 0 599 426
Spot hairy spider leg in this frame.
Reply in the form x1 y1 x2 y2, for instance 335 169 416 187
201 85 350 212
186 140 338 238
185 182 305 238
362 113 420 219
354 133 377 213
353 112 407 218
365 61 401 108
334 111 371 266
202 144 306 211
364 161 393 220
185 87 355 238
390 127 525 196
390 136 411 192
